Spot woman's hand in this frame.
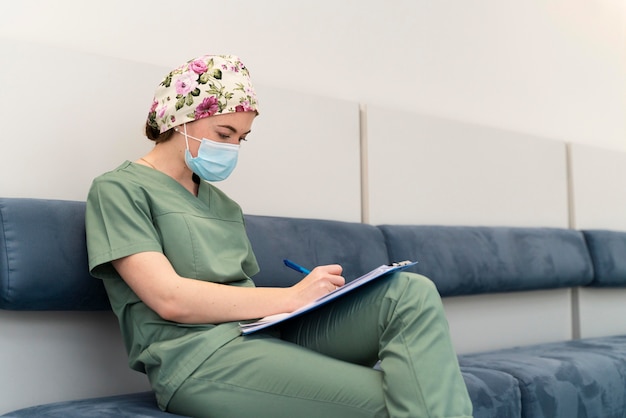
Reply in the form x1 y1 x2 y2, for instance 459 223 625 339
286 264 346 311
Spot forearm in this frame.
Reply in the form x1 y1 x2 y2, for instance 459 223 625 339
112 251 298 324
164 278 296 324
112 251 344 325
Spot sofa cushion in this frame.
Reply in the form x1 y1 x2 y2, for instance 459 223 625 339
2 373 521 418
0 198 391 309
459 335 626 418
461 367 521 418
0 391 187 417
244 215 390 287
0 197 109 310
583 230 626 287
377 225 594 297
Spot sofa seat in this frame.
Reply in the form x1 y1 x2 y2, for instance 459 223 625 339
0 370 520 418
459 335 626 418
0 392 188 418
460 367 521 418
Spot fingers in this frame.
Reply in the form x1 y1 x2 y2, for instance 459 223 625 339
309 264 345 292
289 264 347 308
311 264 343 277
328 277 344 290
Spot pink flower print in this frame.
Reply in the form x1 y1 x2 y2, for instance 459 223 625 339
175 72 199 96
157 104 167 119
190 59 208 75
149 99 158 112
235 100 253 112
195 96 219 119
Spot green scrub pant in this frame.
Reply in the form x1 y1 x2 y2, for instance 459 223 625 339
167 273 473 418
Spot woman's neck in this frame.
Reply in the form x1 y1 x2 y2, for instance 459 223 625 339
138 142 199 196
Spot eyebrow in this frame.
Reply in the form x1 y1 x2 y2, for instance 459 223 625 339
217 124 252 135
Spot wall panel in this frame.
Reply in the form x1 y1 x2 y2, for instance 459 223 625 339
569 143 626 231
444 289 573 354
365 106 569 227
0 311 151 414
577 288 626 339
0 38 164 201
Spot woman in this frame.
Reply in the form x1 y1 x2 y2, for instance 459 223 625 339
85 54 472 418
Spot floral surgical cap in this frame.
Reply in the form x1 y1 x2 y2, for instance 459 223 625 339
147 54 259 133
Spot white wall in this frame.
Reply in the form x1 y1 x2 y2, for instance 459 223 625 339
365 106 569 227
0 0 624 154
0 310 151 414
0 38 163 201
569 143 626 232
444 289 574 354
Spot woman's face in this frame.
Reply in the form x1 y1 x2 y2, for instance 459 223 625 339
183 111 257 157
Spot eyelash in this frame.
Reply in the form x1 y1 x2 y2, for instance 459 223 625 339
217 133 247 142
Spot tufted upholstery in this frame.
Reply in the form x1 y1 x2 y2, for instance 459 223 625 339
460 335 626 418
0 198 109 310
583 229 626 287
377 225 594 297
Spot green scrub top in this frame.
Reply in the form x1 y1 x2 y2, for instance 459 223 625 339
85 161 260 409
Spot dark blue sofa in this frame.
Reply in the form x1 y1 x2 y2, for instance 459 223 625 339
1 197 625 417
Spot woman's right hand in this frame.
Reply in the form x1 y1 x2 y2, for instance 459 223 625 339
287 264 346 311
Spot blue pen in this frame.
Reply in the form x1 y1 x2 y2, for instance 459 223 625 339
283 259 311 275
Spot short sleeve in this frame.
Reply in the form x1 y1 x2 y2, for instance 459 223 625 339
85 176 163 279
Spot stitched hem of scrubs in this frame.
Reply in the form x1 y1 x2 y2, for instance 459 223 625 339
89 241 163 278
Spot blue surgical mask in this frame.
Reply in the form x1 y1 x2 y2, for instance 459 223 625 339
178 125 239 182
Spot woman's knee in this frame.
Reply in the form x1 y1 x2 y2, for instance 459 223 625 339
395 272 439 296
387 273 445 315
